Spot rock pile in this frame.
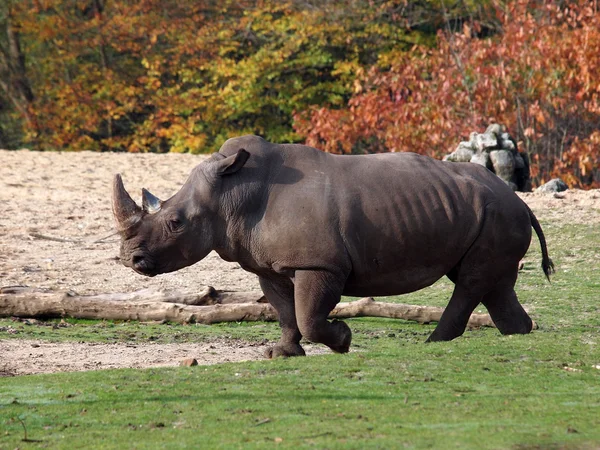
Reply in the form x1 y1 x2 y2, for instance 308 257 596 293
444 124 531 191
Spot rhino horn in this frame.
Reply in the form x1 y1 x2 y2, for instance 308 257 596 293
112 174 142 229
142 188 162 214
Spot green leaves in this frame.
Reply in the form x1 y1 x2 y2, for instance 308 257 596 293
6 0 431 153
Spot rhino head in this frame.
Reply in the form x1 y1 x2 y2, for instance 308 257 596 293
112 149 250 277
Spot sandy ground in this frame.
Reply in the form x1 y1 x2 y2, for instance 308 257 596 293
1 149 599 376
0 338 327 377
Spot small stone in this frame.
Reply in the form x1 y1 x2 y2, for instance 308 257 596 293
472 132 498 152
445 142 474 162
536 178 568 193
500 139 516 151
180 358 198 367
489 150 516 182
470 152 491 168
485 123 503 137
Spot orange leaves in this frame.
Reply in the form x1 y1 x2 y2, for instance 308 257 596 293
295 0 600 188
6 0 599 189
14 0 425 153
562 132 600 186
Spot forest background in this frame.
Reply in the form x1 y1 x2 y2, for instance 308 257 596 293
0 0 598 188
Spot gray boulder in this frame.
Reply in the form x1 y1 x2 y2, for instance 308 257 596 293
536 178 568 193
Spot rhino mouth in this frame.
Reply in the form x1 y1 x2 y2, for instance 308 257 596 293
134 269 158 278
126 253 159 277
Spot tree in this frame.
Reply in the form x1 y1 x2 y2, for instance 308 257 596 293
294 0 600 188
0 0 35 146
6 0 485 152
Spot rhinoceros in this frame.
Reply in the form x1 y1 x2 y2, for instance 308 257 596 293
112 135 553 357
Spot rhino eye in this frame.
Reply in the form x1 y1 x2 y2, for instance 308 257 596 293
167 217 183 232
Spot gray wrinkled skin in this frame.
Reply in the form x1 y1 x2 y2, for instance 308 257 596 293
113 135 554 358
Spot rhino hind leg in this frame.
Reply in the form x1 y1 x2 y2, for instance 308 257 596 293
259 276 306 358
426 284 481 342
482 282 533 335
294 270 352 353
428 202 533 341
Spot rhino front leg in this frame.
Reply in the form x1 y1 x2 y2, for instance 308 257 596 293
294 270 352 353
259 276 305 358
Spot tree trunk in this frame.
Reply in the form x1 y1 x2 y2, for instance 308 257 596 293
0 12 34 121
0 287 495 328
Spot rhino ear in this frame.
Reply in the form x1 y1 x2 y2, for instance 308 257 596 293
216 149 250 176
112 174 142 229
142 188 162 214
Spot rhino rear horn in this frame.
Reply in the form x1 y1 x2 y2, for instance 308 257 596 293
142 188 162 214
112 174 142 229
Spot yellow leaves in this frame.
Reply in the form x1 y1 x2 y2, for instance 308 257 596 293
579 154 593 176
38 23 58 40
178 134 207 154
529 102 546 125
463 23 472 39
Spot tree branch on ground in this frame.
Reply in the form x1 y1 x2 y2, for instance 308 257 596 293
0 286 495 328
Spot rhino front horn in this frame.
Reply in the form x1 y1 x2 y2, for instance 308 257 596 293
112 174 142 229
142 188 162 213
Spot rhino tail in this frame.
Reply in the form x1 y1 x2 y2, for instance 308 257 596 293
526 204 555 282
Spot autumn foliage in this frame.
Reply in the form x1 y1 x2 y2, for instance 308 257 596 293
1 1 598 188
3 0 423 153
295 0 600 188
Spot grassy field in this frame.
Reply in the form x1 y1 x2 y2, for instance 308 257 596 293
1 221 599 449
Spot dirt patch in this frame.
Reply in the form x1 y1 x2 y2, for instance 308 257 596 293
0 339 327 376
0 150 261 295
518 189 600 226
1 149 598 375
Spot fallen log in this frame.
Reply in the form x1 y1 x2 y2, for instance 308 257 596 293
331 297 495 328
0 286 495 327
0 286 266 306
0 288 274 323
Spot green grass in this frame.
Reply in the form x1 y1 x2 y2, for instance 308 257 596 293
1 222 599 449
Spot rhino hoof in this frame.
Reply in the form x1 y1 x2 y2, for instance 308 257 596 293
329 320 352 354
265 343 306 359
